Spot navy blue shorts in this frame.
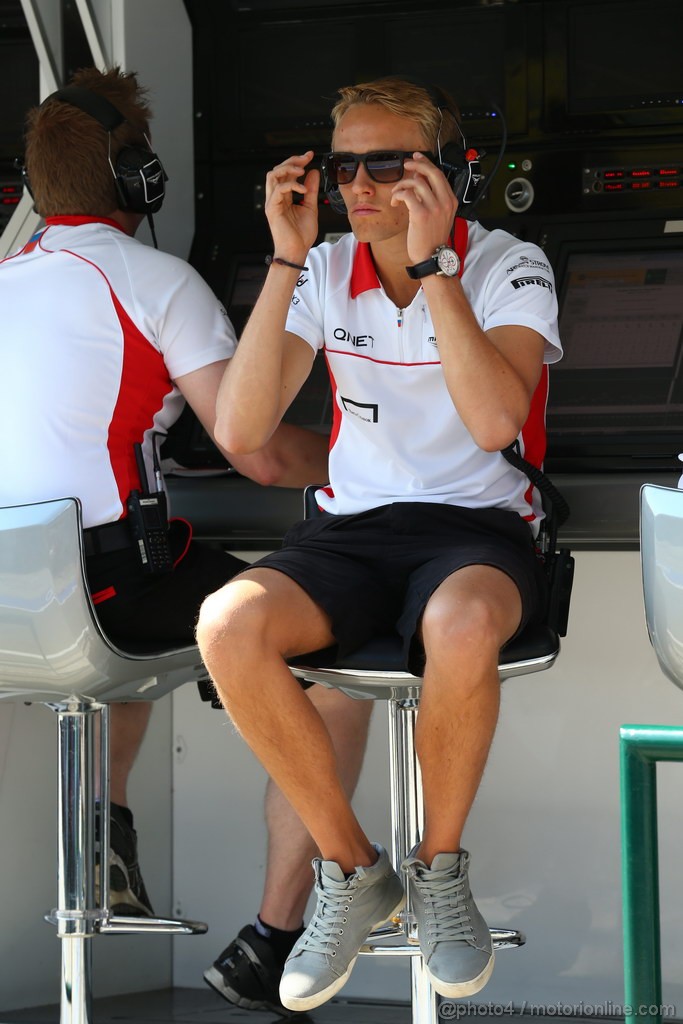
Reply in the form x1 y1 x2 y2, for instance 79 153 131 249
253 502 548 673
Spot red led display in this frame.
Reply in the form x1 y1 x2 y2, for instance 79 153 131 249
659 168 679 176
631 169 652 178
605 182 625 191
658 180 679 188
604 170 624 179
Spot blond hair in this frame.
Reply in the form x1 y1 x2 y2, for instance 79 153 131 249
331 77 462 153
24 66 152 217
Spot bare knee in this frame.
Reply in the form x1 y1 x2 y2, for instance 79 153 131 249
196 571 335 687
196 581 269 675
421 590 502 666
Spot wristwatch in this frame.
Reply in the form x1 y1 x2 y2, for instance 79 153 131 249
406 245 461 280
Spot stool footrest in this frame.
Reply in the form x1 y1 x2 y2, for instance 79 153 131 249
490 928 526 949
97 914 207 936
360 926 525 956
360 940 421 956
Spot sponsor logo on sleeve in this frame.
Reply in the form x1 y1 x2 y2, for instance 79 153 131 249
506 255 551 275
510 275 553 292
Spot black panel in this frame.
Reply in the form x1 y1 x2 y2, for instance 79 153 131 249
543 0 683 135
383 5 530 141
185 0 537 159
61 0 97 82
0 0 38 230
0 1 39 162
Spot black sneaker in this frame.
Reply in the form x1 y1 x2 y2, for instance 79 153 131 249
204 924 292 1017
96 803 155 917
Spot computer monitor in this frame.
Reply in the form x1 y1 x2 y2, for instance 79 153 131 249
546 244 683 470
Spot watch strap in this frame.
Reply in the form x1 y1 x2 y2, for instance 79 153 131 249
406 256 439 280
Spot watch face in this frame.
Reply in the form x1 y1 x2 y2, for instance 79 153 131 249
436 247 460 277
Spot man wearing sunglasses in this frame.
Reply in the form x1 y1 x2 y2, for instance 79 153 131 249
198 77 562 1011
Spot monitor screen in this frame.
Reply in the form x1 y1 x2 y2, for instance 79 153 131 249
384 4 527 139
546 248 683 467
568 2 682 115
544 0 683 132
235 20 353 149
196 0 530 155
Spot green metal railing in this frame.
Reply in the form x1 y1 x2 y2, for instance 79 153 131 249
620 724 683 1023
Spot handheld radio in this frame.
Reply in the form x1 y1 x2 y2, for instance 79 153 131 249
127 442 174 574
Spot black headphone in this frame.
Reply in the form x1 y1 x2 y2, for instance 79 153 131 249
323 79 484 216
22 84 167 214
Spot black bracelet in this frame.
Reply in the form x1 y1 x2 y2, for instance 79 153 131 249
265 255 309 272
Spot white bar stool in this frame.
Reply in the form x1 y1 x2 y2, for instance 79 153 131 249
0 498 209 1024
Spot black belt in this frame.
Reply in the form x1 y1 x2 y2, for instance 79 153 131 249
83 520 134 558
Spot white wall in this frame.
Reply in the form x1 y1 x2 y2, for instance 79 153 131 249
110 0 195 259
172 550 683 1013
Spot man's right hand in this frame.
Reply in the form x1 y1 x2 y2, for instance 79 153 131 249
264 151 320 262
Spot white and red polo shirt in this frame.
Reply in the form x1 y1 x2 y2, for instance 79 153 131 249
286 219 562 532
0 217 235 528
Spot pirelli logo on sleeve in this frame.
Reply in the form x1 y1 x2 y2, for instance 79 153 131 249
510 276 554 292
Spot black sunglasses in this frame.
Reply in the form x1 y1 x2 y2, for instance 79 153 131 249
321 150 435 186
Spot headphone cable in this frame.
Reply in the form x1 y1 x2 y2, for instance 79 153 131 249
465 99 507 219
147 212 159 249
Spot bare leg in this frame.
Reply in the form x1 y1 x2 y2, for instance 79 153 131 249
415 564 523 865
197 568 375 873
109 702 152 807
259 685 373 929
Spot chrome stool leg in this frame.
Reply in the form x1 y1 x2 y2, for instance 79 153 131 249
393 699 438 1024
44 698 208 1024
360 698 437 1024
48 701 100 1024
360 697 525 1024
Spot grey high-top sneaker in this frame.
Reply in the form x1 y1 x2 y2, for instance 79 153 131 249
280 843 405 1012
402 847 494 998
